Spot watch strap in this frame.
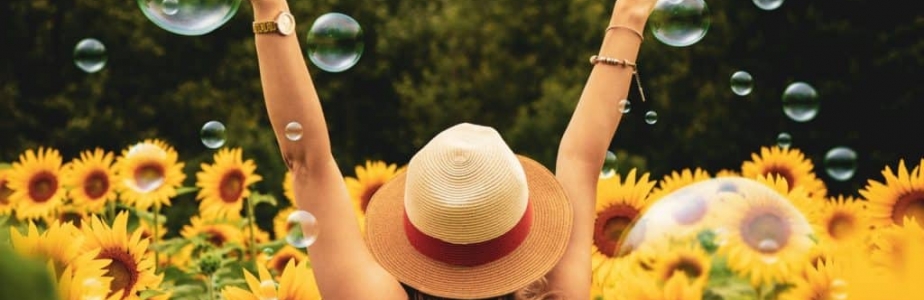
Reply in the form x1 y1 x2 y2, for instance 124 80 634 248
253 21 279 34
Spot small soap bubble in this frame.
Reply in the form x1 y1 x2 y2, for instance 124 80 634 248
73 38 107 73
753 0 784 11
650 0 711 47
161 0 179 15
601 151 618 178
824 147 858 181
286 210 319 248
619 99 631 113
137 0 241 36
285 122 303 141
306 12 364 72
644 111 658 125
782 82 820 123
200 121 226 149
262 247 274 256
730 71 754 96
776 132 792 149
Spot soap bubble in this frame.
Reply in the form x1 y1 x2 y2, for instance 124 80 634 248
617 177 814 272
776 132 792 149
782 82 820 123
645 111 658 125
286 210 319 248
200 121 226 149
753 0 784 10
306 12 364 72
649 0 711 47
73 38 107 73
285 122 303 141
730 71 753 96
824 147 858 181
601 151 618 178
619 99 631 114
137 0 241 36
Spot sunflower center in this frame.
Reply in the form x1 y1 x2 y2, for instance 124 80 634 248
84 170 110 200
669 256 704 280
204 229 228 247
673 196 708 225
59 212 84 228
219 170 246 203
827 212 856 240
28 171 58 203
133 163 165 193
360 182 385 213
593 204 640 257
891 191 924 227
98 247 139 297
271 254 296 275
0 180 12 205
763 166 795 191
741 211 791 254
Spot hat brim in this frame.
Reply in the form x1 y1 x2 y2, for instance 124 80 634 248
365 155 573 299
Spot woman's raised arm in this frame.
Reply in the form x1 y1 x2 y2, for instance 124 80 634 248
250 1 405 298
550 0 655 298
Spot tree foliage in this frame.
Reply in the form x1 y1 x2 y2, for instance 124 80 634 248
1 0 922 200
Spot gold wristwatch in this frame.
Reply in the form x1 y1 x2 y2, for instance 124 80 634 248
253 11 296 36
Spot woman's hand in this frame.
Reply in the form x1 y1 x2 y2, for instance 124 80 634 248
611 0 658 29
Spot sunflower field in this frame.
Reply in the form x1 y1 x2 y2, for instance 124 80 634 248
1 139 923 299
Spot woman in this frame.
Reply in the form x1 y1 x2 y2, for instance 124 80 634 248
249 0 656 298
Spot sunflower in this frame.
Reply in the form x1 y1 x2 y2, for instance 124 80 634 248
0 169 15 215
273 206 298 241
62 148 117 214
812 195 869 249
860 159 924 228
136 218 167 242
717 183 815 287
195 148 262 220
114 139 186 211
179 216 245 256
741 146 827 199
753 174 820 221
10 221 86 277
869 216 924 275
43 204 89 229
7 147 66 220
591 169 655 285
649 242 711 287
647 168 712 202
780 258 847 300
81 212 162 299
266 245 308 277
283 170 294 205
345 160 402 233
715 169 740 177
619 268 704 300
56 251 114 300
221 259 321 300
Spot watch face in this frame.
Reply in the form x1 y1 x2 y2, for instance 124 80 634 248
276 12 296 35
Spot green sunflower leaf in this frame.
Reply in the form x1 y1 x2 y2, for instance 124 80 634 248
697 229 720 254
138 289 166 299
760 282 794 300
248 191 278 207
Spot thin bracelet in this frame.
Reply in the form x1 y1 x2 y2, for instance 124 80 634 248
605 25 644 42
589 55 647 102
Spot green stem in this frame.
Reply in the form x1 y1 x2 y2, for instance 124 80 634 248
207 273 216 300
246 195 258 268
153 202 161 270
106 201 115 224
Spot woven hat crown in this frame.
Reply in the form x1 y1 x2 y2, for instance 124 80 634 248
404 123 529 245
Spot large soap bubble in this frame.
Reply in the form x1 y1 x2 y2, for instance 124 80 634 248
137 0 242 36
616 177 815 286
649 0 711 47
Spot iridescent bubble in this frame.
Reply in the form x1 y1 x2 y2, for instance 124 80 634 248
137 0 241 36
753 0 784 10
601 151 618 178
824 147 858 181
286 210 319 248
306 12 364 73
162 0 179 15
645 111 658 125
199 121 226 149
619 99 631 113
617 177 814 266
73 38 107 73
730 71 753 96
782 82 820 122
650 0 711 47
285 122 303 141
776 132 792 149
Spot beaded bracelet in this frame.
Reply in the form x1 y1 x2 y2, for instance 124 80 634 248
589 55 647 102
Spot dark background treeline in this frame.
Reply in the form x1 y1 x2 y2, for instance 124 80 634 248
1 0 921 232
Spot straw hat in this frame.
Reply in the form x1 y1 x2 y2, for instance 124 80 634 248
366 123 573 299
